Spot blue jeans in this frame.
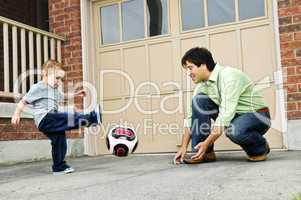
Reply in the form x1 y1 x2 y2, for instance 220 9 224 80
38 111 99 172
190 93 271 156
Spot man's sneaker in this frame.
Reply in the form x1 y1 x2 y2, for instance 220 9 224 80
95 104 102 124
53 167 75 175
247 143 270 162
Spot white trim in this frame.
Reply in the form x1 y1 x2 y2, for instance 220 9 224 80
81 0 99 156
0 16 66 41
272 0 288 148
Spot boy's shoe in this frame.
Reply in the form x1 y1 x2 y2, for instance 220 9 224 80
95 104 102 124
247 143 270 162
183 152 216 164
53 167 75 175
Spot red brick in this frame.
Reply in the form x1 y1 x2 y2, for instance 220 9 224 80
294 32 301 40
287 102 297 110
292 0 301 6
287 111 301 119
287 93 301 101
286 84 298 93
293 14 301 23
298 102 301 110
280 33 294 42
296 49 301 57
280 41 301 49
287 75 301 83
278 0 291 9
297 82 301 90
280 24 301 33
279 16 293 26
278 6 301 17
282 58 301 66
284 66 296 75
71 50 82 58
281 49 295 59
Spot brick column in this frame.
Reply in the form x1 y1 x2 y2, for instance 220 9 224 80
278 0 301 119
49 0 84 138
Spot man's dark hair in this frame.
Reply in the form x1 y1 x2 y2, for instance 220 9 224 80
181 47 216 71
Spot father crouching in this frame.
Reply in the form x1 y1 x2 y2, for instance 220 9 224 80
174 47 271 164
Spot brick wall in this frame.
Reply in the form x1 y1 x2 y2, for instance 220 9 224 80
278 0 301 120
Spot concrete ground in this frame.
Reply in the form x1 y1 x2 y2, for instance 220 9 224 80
0 151 301 200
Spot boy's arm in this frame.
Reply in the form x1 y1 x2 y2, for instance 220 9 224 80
11 100 28 126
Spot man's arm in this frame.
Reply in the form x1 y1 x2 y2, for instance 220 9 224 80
174 127 191 164
11 100 28 126
181 127 191 149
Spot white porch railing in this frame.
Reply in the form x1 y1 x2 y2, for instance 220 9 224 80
0 16 66 98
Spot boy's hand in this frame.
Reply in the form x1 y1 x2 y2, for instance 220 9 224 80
11 112 21 127
74 90 86 97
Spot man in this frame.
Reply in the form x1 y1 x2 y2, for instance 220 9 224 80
174 47 271 164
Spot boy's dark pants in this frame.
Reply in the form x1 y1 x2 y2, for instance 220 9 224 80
38 111 98 172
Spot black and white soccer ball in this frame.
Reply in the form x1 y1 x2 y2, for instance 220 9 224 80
106 125 138 157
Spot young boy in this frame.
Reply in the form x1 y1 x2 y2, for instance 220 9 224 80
11 60 101 175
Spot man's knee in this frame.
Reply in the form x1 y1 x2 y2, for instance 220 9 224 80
225 124 240 140
191 93 215 114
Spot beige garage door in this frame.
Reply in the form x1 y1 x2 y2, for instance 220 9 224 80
90 0 284 154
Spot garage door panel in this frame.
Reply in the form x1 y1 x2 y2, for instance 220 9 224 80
98 50 122 99
181 36 207 91
123 97 154 153
241 25 276 82
151 94 184 152
149 42 175 93
124 46 149 95
210 31 242 70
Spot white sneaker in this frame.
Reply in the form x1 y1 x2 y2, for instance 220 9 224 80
95 104 102 124
53 167 75 175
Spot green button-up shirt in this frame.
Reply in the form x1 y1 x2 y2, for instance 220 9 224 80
184 64 268 127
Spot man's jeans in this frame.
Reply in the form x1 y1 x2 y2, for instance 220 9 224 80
38 111 98 172
190 93 271 157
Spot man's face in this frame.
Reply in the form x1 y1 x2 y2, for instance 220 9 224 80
46 68 65 88
184 61 207 83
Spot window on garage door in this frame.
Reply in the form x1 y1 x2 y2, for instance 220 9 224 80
99 0 169 46
180 0 266 31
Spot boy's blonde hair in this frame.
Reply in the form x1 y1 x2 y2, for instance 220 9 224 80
42 60 65 77
42 60 63 71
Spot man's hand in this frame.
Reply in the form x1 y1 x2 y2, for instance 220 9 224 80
191 142 209 160
11 112 21 127
174 148 186 165
74 90 86 97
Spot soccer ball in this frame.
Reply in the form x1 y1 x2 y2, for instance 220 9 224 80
106 125 138 157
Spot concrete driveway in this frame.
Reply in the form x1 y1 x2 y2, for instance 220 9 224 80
0 151 301 200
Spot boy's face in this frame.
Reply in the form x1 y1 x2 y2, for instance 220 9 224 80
185 61 207 83
46 68 65 88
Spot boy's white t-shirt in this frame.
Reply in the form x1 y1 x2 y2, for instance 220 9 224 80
22 81 64 127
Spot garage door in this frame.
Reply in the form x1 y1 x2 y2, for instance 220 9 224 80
90 0 284 154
